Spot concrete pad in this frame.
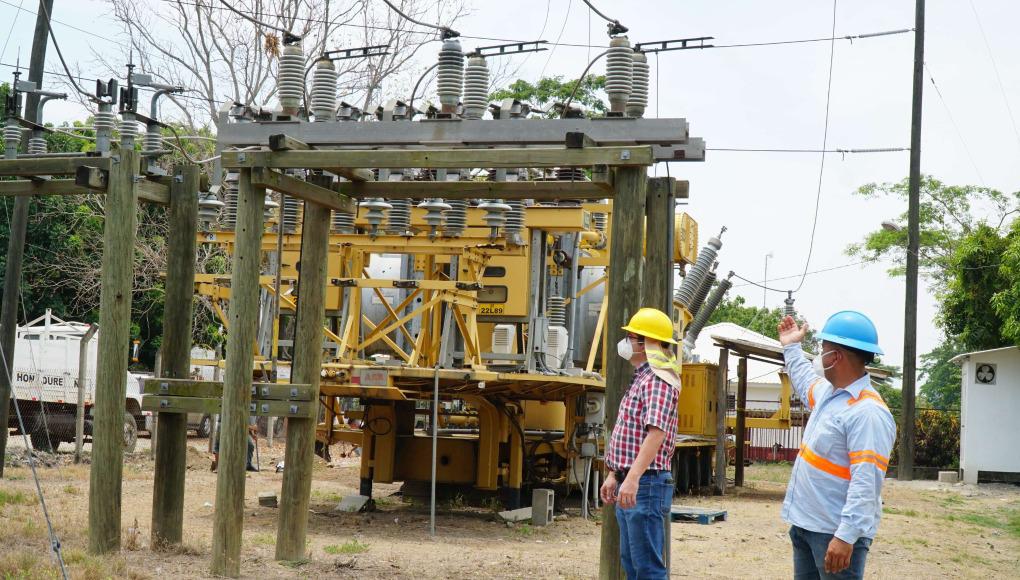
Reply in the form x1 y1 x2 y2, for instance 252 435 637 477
938 471 960 484
497 507 532 523
335 494 371 513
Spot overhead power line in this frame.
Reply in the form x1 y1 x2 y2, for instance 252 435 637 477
966 0 1020 154
923 62 985 186
708 147 908 154
0 0 128 48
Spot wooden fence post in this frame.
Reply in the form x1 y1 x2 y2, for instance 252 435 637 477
714 347 729 495
88 149 139 554
735 356 748 487
151 164 199 548
276 183 331 560
599 166 647 580
210 168 265 577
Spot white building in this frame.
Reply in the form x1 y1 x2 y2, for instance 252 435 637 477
951 346 1020 484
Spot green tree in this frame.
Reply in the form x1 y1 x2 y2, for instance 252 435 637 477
918 338 965 410
489 75 607 117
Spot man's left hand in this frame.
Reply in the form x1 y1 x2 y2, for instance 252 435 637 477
824 537 853 574
617 477 639 509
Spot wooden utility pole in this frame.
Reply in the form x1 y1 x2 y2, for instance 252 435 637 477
276 181 331 561
599 166 647 580
0 0 55 478
211 168 265 577
900 0 925 483
643 176 676 571
88 149 140 554
151 165 199 548
714 347 729 495
734 357 748 487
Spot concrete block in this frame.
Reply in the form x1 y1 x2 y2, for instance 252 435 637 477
938 471 959 484
532 488 554 526
497 507 532 523
335 494 371 513
258 492 278 508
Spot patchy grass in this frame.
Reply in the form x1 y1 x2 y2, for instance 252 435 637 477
482 496 503 513
445 493 466 510
251 532 276 546
0 489 37 508
62 485 79 495
0 549 60 579
743 462 794 484
374 495 399 508
939 493 965 507
279 559 311 569
510 523 535 539
310 489 344 504
950 552 992 567
883 506 920 517
945 509 1020 539
324 540 369 555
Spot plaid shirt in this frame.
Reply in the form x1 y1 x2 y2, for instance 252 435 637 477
604 363 680 472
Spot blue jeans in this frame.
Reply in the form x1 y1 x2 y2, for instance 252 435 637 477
790 526 872 580
616 470 674 580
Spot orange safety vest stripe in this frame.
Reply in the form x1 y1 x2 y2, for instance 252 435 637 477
848 390 887 408
807 380 820 409
799 443 851 480
850 450 889 470
850 455 889 471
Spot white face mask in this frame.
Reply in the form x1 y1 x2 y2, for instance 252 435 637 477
813 350 836 377
617 337 634 360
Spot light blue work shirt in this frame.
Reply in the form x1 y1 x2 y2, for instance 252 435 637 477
781 344 897 544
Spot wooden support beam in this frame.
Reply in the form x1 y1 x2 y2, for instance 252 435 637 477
76 165 108 191
88 150 139 554
735 356 748 487
211 168 265 578
335 178 613 200
0 179 93 196
0 155 110 177
676 180 690 200
642 175 676 569
276 176 331 561
565 131 598 149
268 134 311 151
599 166 647 580
250 166 355 213
222 146 654 170
151 164 199 549
137 179 171 205
714 347 729 496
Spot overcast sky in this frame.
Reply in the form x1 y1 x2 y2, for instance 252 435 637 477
2 1 1019 382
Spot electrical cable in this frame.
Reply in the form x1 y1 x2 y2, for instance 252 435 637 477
792 0 838 294
559 49 610 116
0 0 127 49
0 343 68 579
36 0 95 101
507 0 551 80
923 62 984 186
708 147 907 154
380 0 457 38
731 260 877 288
579 0 620 28
0 0 23 63
164 124 201 164
538 0 572 79
217 0 292 35
406 61 439 114
967 0 1020 155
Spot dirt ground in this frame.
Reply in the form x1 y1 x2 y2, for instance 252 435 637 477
1 438 1018 579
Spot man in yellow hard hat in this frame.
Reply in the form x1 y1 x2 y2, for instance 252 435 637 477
600 307 682 580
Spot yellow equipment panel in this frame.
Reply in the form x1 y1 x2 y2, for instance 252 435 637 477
678 363 719 437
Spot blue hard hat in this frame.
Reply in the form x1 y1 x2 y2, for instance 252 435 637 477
815 310 884 355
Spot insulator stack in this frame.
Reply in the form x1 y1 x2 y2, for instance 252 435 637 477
119 117 139 147
418 198 451 238
683 274 733 354
93 107 116 153
784 291 797 318
3 118 21 156
555 167 588 181
281 195 302 233
220 171 240 230
278 42 305 115
310 58 337 122
462 55 489 120
197 191 225 226
331 198 357 233
143 128 162 154
505 200 525 239
546 296 567 328
592 212 608 232
605 36 634 114
478 199 510 238
361 198 392 236
27 136 47 155
444 199 468 237
675 227 725 309
385 199 412 236
627 51 649 118
436 38 464 114
688 262 717 318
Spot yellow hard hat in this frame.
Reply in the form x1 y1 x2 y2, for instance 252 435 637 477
622 307 677 344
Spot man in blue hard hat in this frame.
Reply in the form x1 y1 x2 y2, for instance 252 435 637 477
777 311 897 580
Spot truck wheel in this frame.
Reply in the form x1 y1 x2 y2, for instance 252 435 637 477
197 415 212 438
30 428 56 453
123 412 138 453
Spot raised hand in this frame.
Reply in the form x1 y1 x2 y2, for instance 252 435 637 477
777 315 808 346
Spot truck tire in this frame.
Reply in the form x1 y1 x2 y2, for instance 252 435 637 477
197 415 212 438
30 427 56 453
123 412 138 453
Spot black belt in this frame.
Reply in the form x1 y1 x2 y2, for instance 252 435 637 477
614 468 669 481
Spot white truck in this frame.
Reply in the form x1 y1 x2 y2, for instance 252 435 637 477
5 310 149 453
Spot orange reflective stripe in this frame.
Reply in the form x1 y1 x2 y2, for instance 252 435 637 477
799 443 851 480
848 390 887 408
807 380 819 409
850 450 889 470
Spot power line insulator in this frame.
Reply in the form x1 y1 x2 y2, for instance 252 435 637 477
605 36 634 114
